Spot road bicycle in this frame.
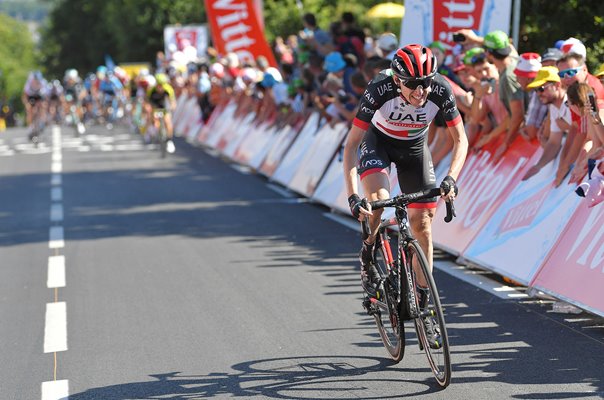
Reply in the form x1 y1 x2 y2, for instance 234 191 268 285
153 109 168 158
361 187 455 388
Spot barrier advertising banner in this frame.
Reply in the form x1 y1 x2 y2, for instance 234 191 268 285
164 25 208 61
463 155 582 284
288 122 348 197
400 0 512 50
432 137 539 255
258 121 304 177
204 0 277 66
271 113 323 187
531 202 604 316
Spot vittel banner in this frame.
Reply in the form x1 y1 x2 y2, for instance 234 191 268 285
205 0 277 66
400 0 512 49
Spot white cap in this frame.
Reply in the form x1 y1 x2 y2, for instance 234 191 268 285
561 37 587 59
377 33 398 55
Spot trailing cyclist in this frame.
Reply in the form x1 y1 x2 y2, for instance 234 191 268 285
63 69 87 135
343 44 468 344
22 71 48 143
145 73 176 153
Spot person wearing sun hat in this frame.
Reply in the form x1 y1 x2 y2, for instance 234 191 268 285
515 53 548 141
523 66 572 181
596 63 604 86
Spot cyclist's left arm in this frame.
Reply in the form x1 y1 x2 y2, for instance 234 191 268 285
434 76 468 198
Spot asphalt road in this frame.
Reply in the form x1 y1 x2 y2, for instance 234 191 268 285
0 124 603 400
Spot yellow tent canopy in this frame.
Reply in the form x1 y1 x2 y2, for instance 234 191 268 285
367 2 405 19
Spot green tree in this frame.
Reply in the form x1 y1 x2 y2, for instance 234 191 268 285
0 13 37 108
519 0 604 71
40 0 205 77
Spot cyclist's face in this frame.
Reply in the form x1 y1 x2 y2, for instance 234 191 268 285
394 76 430 107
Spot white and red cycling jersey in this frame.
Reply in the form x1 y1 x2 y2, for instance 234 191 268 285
352 69 462 140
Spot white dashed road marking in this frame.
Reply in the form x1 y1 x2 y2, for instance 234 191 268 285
43 302 67 353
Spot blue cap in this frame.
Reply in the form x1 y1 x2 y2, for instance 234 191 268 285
554 40 564 49
261 72 277 88
324 52 347 73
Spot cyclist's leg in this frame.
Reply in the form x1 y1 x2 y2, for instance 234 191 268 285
396 136 438 287
408 207 435 288
163 112 173 139
358 128 392 243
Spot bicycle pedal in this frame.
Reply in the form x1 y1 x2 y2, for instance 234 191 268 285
362 298 377 316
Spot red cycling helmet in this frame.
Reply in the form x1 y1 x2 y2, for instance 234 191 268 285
391 44 438 80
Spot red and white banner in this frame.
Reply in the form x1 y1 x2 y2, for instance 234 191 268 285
463 153 582 285
531 202 604 316
432 136 539 255
205 0 277 67
164 25 208 61
400 0 512 50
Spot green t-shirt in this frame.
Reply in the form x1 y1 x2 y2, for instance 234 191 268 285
498 58 526 115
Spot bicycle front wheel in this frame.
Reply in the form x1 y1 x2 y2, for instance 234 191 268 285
373 234 405 362
406 240 451 388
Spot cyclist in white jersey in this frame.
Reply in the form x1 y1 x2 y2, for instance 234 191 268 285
343 44 468 296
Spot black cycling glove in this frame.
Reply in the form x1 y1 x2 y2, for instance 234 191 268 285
348 194 364 218
440 175 458 196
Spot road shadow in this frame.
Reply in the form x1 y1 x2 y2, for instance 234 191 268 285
68 355 443 399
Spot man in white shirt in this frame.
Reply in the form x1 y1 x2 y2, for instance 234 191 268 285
522 66 572 180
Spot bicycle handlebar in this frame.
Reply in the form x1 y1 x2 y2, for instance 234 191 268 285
368 187 456 223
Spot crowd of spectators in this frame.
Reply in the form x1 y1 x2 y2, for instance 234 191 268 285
162 11 604 207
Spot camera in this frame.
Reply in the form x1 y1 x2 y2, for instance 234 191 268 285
588 92 598 114
452 33 466 43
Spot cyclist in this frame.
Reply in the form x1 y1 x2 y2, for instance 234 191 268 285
145 73 176 153
98 69 124 129
63 69 86 134
343 44 468 313
48 80 64 124
22 71 48 142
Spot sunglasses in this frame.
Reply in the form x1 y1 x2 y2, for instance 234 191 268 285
398 76 434 90
558 67 582 78
536 83 553 93
470 53 487 64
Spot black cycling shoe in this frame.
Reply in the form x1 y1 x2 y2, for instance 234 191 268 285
422 317 442 349
360 241 380 297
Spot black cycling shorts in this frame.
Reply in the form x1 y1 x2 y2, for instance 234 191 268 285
357 124 437 207
27 95 43 105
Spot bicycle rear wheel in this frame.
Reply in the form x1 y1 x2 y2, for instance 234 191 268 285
372 233 405 362
406 240 451 388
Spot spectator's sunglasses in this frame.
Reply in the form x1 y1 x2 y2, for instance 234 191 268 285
396 75 434 90
536 83 554 93
470 53 487 64
558 67 582 78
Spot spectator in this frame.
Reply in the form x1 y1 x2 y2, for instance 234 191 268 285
332 71 367 123
566 82 604 183
469 52 510 151
428 41 464 89
374 33 398 60
362 56 391 82
330 21 364 66
555 52 604 185
522 67 570 180
482 30 527 161
323 51 355 95
300 13 332 55
596 63 604 86
514 53 548 141
541 47 563 67
341 12 365 43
